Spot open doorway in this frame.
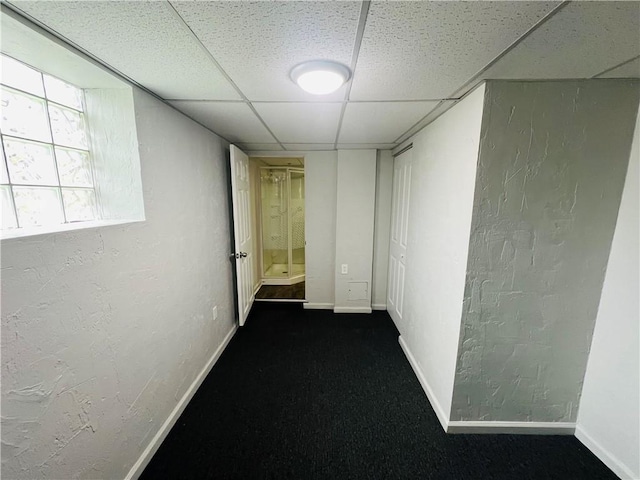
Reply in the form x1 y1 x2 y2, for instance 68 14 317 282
249 156 305 302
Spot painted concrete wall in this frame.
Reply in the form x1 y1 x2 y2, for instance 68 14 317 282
1 89 235 479
334 150 377 312
85 88 144 222
396 85 485 420
371 150 393 309
451 80 640 422
576 108 640 479
303 151 338 308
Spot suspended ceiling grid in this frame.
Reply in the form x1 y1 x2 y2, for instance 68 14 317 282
5 0 640 152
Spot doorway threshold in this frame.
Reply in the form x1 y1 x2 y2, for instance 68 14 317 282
254 298 307 303
255 282 305 301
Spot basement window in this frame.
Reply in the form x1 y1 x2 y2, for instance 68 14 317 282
0 32 145 240
1 54 98 230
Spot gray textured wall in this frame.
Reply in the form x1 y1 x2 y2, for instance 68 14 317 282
450 80 640 422
1 89 235 478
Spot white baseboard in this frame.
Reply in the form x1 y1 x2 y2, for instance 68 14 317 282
334 306 372 314
398 335 576 436
575 425 638 479
372 304 387 311
303 302 334 310
125 326 237 480
447 421 575 435
398 335 450 432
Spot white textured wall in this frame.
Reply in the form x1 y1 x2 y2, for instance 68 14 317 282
1 89 235 479
371 150 393 309
397 85 485 420
334 149 377 312
451 80 640 422
576 109 640 479
304 151 338 308
85 88 144 222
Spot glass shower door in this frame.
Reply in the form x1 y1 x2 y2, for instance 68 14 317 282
289 170 305 277
261 169 289 278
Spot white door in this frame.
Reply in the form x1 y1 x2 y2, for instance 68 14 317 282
387 148 412 326
230 145 254 326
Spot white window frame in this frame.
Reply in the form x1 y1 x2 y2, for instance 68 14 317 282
1 53 99 231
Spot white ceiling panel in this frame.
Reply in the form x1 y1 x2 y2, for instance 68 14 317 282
597 57 640 79
172 1 361 102
476 2 640 87
254 103 343 144
282 144 336 151
339 101 439 144
7 1 637 147
9 1 241 100
252 157 304 167
1 11 123 89
168 101 275 144
238 144 284 153
337 144 397 150
350 1 560 101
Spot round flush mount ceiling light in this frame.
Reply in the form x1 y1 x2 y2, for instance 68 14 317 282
290 60 351 95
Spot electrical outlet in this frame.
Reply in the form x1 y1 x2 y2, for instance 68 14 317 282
212 306 218 320
341 264 348 274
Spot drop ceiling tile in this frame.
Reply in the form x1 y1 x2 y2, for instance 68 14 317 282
282 144 336 151
252 157 305 167
597 57 640 79
1 12 123 89
253 103 343 144
336 144 397 150
350 1 560 101
238 144 284 153
169 101 275 144
172 1 361 101
339 101 439 144
9 1 240 100
475 2 640 87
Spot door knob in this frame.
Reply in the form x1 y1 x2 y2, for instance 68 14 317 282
240 252 248 258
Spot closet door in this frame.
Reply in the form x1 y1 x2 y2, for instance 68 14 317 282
387 148 412 326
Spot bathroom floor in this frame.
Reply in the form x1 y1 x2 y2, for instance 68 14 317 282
256 282 305 301
264 263 305 277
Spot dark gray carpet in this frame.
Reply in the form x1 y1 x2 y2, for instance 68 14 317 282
141 302 615 479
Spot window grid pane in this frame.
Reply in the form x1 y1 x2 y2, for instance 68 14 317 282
1 86 52 143
62 187 97 222
1 140 9 185
1 185 18 229
44 75 84 111
13 186 64 227
0 53 97 231
48 103 88 150
1 55 45 98
3 137 58 186
55 147 93 187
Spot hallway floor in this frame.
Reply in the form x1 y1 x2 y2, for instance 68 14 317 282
141 303 615 479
